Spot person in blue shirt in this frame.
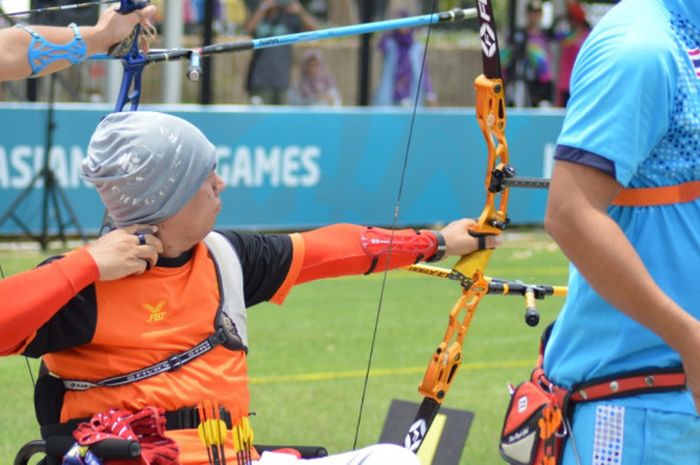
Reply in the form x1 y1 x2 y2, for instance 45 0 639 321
544 0 700 464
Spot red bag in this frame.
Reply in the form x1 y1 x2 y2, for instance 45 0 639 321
500 323 687 465
499 368 567 465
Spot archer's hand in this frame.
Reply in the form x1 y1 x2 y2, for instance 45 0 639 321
440 218 503 257
86 224 162 281
93 3 157 54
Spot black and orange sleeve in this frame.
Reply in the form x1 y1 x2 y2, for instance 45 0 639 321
0 248 99 355
269 224 440 304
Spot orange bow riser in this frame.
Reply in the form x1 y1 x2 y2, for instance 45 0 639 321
402 0 568 453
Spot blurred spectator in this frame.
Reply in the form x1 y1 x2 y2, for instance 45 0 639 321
502 0 554 107
554 0 591 106
373 9 437 107
288 49 342 106
244 0 318 105
222 0 249 34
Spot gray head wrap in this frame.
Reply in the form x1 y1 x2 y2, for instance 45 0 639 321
82 111 216 227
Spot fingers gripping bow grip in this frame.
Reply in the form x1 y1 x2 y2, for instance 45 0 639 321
449 226 499 287
111 0 149 53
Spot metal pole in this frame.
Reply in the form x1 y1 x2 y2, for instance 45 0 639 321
201 0 215 104
162 0 184 103
358 0 372 106
103 0 121 105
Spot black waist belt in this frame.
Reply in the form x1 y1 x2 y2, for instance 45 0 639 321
41 405 233 439
165 405 233 430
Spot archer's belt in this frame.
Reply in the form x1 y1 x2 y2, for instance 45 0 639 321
41 405 233 439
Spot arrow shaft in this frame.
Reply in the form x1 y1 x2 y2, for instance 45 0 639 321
90 8 476 63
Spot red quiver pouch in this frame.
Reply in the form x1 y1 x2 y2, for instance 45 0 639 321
498 325 686 465
499 365 568 465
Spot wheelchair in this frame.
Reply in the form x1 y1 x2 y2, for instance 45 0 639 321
15 366 327 464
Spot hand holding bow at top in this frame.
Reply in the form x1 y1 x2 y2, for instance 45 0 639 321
96 2 158 57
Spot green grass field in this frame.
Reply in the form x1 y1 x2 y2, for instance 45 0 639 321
0 230 569 465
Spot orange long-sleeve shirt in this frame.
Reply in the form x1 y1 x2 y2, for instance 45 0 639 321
0 248 98 355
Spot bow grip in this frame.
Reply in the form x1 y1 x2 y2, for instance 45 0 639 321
117 0 149 14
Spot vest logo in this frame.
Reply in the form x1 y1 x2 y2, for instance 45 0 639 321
143 300 167 322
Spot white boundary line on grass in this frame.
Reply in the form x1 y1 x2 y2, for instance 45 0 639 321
250 359 534 385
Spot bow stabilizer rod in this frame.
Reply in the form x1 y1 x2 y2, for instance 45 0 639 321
405 262 567 325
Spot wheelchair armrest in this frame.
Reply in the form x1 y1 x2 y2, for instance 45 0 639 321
13 440 46 465
14 437 141 465
15 438 327 464
255 444 328 459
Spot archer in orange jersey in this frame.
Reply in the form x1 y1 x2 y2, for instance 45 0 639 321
4 111 500 465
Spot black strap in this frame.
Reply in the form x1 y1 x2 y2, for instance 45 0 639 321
62 331 227 391
165 405 232 430
40 405 233 439
363 256 379 275
425 230 447 263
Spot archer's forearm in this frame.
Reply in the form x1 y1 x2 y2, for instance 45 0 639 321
295 224 440 284
0 25 109 81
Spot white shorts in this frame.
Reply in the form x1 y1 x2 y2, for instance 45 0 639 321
257 444 420 465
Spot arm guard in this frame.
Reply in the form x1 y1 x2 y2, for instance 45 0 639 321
15 23 86 76
360 226 441 273
294 224 441 285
